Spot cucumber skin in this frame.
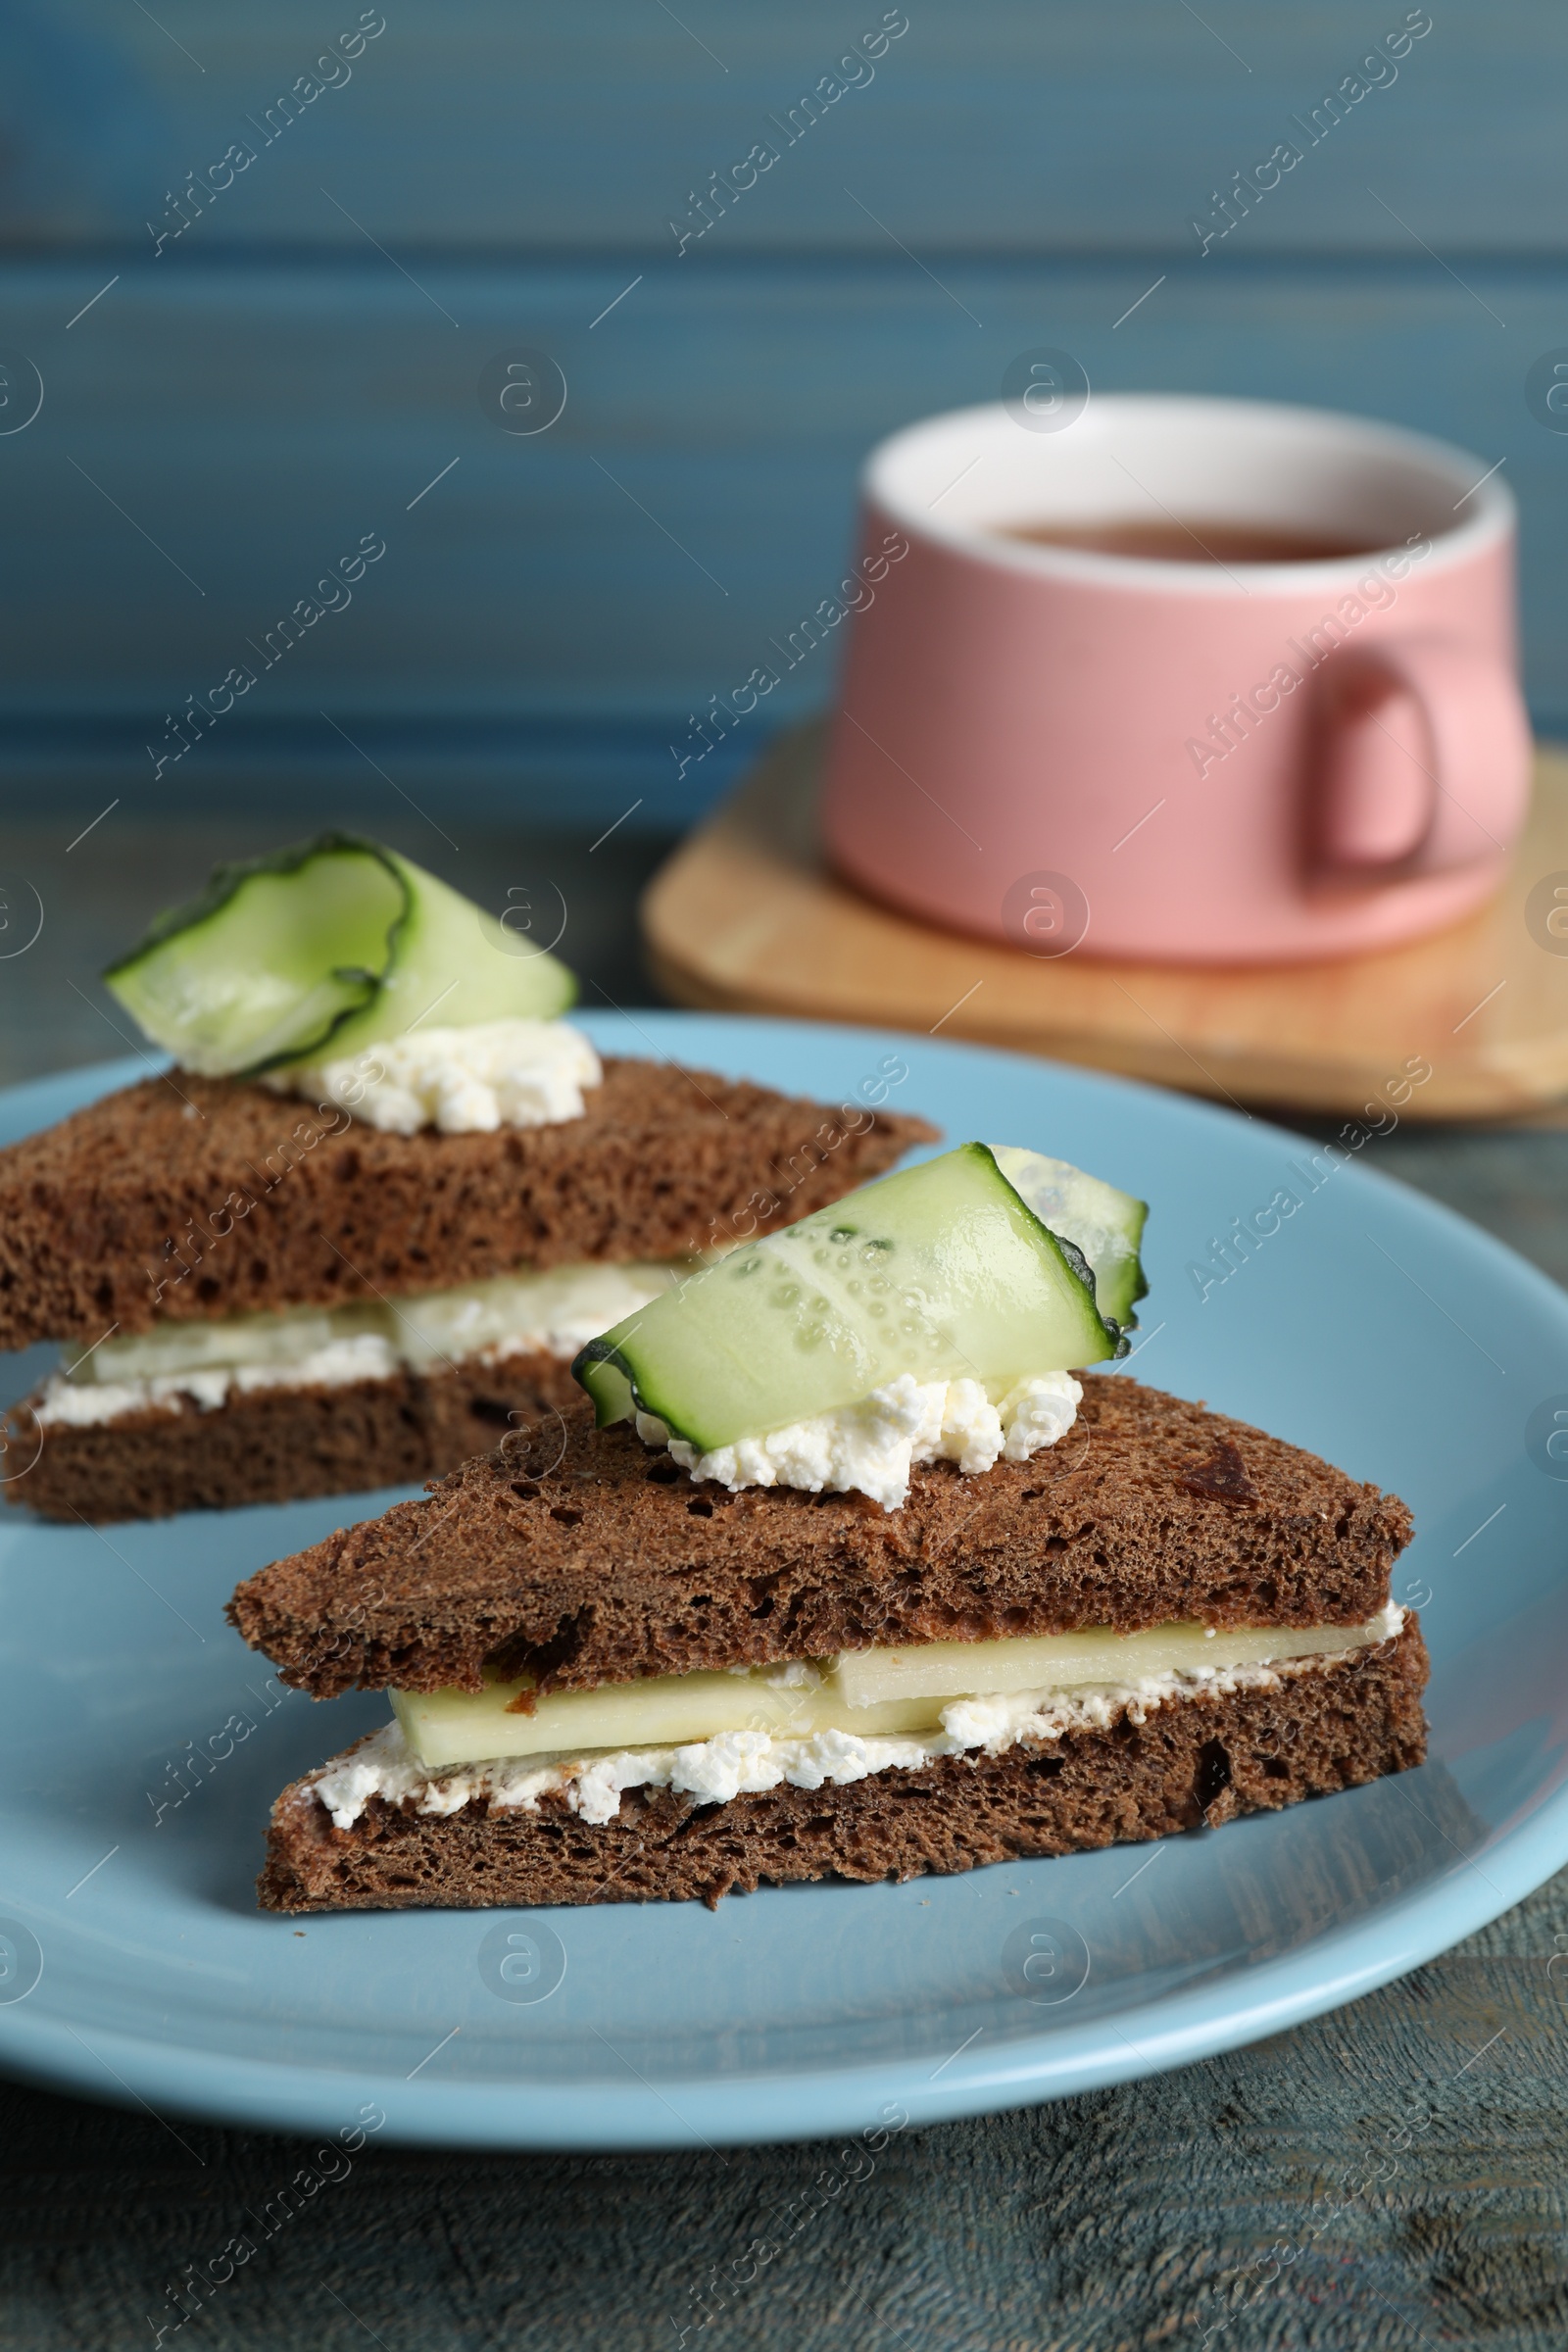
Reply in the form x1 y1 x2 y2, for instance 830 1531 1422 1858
1118 1207 1152 1325
1094 1192 1150 1329
1087 1201 1149 1329
104 831 395 973
104 831 576 1077
105 832 406 1076
988 1145 1149 1330
573 1142 1128 1448
579 1356 636 1427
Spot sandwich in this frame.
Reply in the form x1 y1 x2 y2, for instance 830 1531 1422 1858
226 1141 1428 1911
0 834 934 1521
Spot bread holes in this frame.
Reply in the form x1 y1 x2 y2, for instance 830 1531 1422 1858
645 1460 680 1485
1255 1717 1300 1782
509 1481 540 1501
1196 1739 1233 1816
549 1504 583 1527
686 1498 714 1518
467 1396 515 1428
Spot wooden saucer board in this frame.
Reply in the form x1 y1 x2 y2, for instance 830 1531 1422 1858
642 722 1568 1124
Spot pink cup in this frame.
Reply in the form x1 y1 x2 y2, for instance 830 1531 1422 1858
821 395 1532 963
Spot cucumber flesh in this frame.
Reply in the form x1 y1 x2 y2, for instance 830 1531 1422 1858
394 1611 1393 1773
104 832 576 1078
574 1142 1125 1452
105 835 402 1076
318 854 575 1066
988 1146 1149 1329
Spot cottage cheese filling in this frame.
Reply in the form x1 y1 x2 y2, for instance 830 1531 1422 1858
636 1368 1082 1512
33 1259 685 1429
270 1016 601 1135
35 1333 403 1429
314 1611 1404 1833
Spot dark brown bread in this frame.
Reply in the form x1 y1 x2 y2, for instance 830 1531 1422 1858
0 1059 936 1347
3 1351 583 1524
227 1377 1414 1697
257 1617 1429 1911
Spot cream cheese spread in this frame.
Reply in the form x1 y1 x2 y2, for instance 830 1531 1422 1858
314 1609 1403 1832
34 1259 684 1429
271 1016 601 1135
636 1368 1082 1512
32 1333 400 1429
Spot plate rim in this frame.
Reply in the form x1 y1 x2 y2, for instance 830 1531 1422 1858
2 1019 1566 2148
0 1798 1556 2148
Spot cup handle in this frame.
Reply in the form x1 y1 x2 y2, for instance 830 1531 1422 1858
1316 634 1532 880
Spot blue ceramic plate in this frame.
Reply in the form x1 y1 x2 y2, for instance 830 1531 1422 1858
1 1014 1565 2149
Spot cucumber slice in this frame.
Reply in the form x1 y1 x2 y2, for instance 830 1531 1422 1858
315 851 575 1066
393 1610 1396 1773
988 1146 1149 1329
104 832 576 1078
574 1141 1126 1451
393 1666 950 1774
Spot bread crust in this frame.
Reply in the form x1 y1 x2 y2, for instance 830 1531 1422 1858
226 1377 1414 1697
256 1619 1430 1912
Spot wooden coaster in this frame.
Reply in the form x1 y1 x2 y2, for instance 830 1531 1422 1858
643 721 1568 1122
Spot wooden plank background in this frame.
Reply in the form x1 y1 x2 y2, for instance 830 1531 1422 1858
1 1 1564 826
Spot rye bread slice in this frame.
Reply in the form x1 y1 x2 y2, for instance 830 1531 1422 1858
227 1376 1414 1698
0 1059 936 1347
3 1348 584 1524
256 1618 1430 1911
